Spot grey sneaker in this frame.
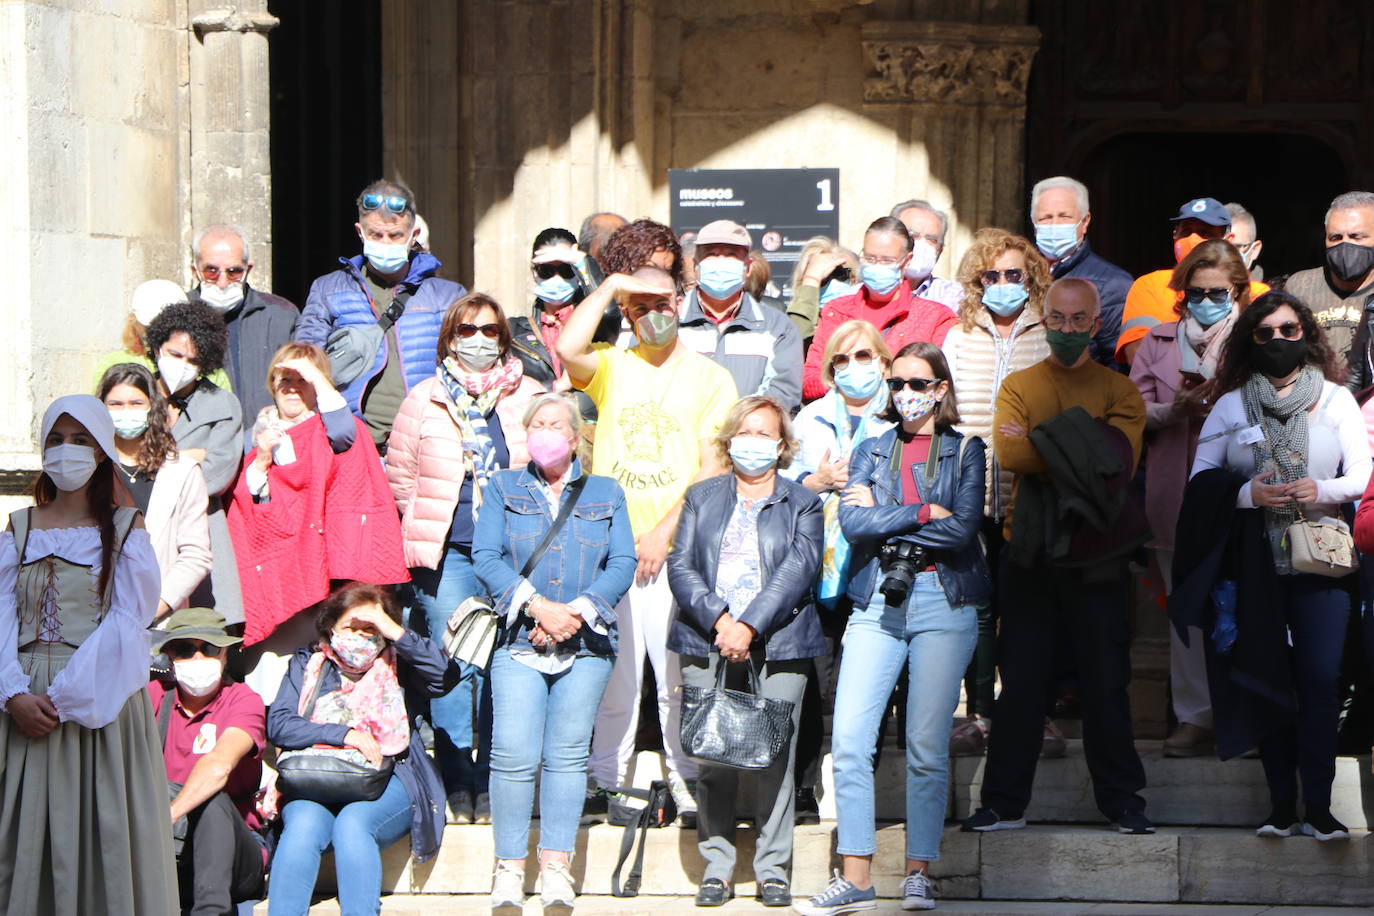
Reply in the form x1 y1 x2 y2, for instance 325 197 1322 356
793 869 877 915
490 860 524 908
901 869 935 910
539 859 577 907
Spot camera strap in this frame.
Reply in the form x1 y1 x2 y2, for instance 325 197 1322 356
888 431 943 496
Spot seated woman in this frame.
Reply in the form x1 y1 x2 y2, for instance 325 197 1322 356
227 343 407 703
472 393 636 909
786 237 861 342
98 362 211 623
667 395 824 909
266 581 451 915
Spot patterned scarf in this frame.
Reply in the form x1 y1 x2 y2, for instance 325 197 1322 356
1176 312 1236 380
1240 365 1323 572
818 386 891 605
300 645 410 756
438 355 524 520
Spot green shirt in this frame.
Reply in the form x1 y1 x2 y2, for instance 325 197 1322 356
359 268 409 448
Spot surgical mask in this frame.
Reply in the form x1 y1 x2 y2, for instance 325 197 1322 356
634 311 678 348
456 335 501 371
362 238 410 275
199 282 244 311
109 408 150 439
43 444 99 491
1325 242 1374 284
729 436 780 475
330 629 386 670
902 240 938 283
861 263 903 296
982 282 1029 317
893 389 939 423
1253 337 1309 379
527 428 572 469
1035 222 1080 261
173 657 223 698
696 256 746 299
819 280 857 306
1173 233 1206 263
1046 328 1093 365
834 362 884 400
535 275 577 305
157 354 199 394
1187 295 1232 327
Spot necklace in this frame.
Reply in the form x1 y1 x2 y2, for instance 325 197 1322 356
116 462 141 484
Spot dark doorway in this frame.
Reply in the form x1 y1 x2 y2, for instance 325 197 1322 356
267 0 384 307
1058 133 1349 283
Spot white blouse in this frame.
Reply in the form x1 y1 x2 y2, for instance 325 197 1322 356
0 527 161 728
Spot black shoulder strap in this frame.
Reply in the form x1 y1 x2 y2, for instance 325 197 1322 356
517 474 589 579
376 287 415 333
611 798 653 897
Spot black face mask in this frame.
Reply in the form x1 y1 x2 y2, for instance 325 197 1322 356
1325 242 1374 284
1252 337 1309 379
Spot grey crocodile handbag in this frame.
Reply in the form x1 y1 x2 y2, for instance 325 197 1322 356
680 658 795 770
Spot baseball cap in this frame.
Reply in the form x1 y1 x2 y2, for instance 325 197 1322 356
131 279 190 326
151 607 243 650
1170 198 1231 228
694 220 752 249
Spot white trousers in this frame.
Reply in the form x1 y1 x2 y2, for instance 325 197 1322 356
1157 550 1214 729
589 573 698 786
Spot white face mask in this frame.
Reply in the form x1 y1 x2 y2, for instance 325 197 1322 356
199 281 244 311
456 335 501 371
173 657 224 697
43 444 99 491
157 354 199 394
903 240 939 283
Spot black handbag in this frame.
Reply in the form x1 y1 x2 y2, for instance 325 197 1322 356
274 660 395 806
680 658 796 771
609 781 677 898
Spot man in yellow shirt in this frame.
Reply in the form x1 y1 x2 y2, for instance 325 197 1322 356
558 265 738 822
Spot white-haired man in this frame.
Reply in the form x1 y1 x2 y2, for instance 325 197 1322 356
890 199 964 311
1289 191 1374 384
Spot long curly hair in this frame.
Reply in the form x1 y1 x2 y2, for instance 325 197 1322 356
144 302 228 374
954 228 1051 331
1212 290 1345 395
97 362 179 475
601 219 683 288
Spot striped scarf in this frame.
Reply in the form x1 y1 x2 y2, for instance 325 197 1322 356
438 355 524 518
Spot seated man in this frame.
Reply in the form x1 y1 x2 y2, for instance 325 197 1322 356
151 607 269 914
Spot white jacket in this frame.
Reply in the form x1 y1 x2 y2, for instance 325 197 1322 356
144 454 213 611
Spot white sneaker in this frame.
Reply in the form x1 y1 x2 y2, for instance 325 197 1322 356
490 860 524 908
668 771 697 827
539 859 577 907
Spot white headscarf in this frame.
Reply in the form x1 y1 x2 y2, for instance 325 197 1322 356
41 394 120 464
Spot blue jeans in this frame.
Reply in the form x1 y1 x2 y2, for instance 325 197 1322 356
410 545 490 794
832 573 977 861
267 775 412 916
488 648 613 859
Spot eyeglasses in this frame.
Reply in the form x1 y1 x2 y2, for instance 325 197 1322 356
830 349 877 370
533 263 576 281
1185 287 1231 305
360 193 410 214
886 377 940 392
859 254 903 266
456 323 502 339
1252 322 1303 344
1043 312 1096 332
979 269 1025 287
198 264 247 281
163 640 224 660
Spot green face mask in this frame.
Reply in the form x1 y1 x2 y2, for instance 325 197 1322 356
1046 328 1092 365
634 311 678 348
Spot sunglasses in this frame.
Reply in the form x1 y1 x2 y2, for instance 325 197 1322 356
979 268 1025 287
533 263 576 281
456 323 502 339
1185 286 1231 305
1252 322 1303 345
886 377 940 392
360 193 409 214
198 264 247 281
163 640 224 660
831 348 877 370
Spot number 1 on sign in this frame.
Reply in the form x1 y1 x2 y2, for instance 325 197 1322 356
816 179 835 212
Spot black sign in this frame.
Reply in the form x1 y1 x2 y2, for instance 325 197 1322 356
669 168 840 300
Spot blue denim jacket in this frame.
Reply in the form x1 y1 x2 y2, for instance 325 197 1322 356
840 428 992 610
472 463 636 657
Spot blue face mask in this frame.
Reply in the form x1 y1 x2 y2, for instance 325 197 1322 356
362 238 410 275
833 362 883 400
819 280 857 306
729 436 780 475
697 256 746 299
1188 295 1232 327
535 275 576 305
982 282 1029 317
861 263 903 296
1034 222 1080 260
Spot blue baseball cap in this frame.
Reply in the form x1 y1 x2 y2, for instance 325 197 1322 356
1170 197 1231 227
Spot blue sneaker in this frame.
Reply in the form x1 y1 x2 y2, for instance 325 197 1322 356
901 869 935 910
793 870 877 915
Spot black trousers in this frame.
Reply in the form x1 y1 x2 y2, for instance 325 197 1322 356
179 790 266 916
980 556 1147 820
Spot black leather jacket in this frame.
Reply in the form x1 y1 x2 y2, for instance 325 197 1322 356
667 473 826 661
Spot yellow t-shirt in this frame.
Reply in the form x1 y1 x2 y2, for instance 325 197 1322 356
578 344 738 535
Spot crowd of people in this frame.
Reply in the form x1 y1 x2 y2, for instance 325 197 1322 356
4 177 1374 915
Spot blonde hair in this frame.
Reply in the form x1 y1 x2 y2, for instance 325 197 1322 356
713 396 798 472
789 236 859 292
954 228 1051 331
819 320 892 389
266 341 332 391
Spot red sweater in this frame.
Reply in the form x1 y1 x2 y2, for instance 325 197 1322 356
227 414 409 645
802 282 957 401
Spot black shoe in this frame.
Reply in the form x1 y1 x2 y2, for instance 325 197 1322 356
1113 810 1156 834
961 807 1025 832
695 878 732 907
580 789 609 825
1302 809 1350 841
757 878 791 907
795 787 820 826
1256 803 1298 838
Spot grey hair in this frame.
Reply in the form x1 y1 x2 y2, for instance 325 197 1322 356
521 391 582 438
1325 191 1374 226
889 199 948 246
1030 176 1090 218
578 212 625 253
191 224 251 263
1224 202 1257 237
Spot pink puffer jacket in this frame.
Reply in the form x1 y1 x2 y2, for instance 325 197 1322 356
385 375 541 570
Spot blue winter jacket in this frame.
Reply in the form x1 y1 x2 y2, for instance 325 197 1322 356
295 253 467 416
840 428 992 610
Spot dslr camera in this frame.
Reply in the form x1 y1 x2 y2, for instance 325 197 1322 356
878 539 926 606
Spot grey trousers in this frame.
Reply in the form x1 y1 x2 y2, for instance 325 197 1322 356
680 652 809 885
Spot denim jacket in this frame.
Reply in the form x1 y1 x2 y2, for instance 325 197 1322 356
840 428 992 610
472 463 636 658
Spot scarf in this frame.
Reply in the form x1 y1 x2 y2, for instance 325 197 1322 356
1240 365 1323 572
817 387 891 605
252 404 315 441
438 355 524 519
1176 312 1235 380
538 304 574 378
300 645 410 756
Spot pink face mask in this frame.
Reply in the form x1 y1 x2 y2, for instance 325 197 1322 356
527 428 573 468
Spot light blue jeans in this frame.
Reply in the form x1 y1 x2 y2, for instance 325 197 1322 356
488 647 614 859
267 775 412 916
832 572 978 861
